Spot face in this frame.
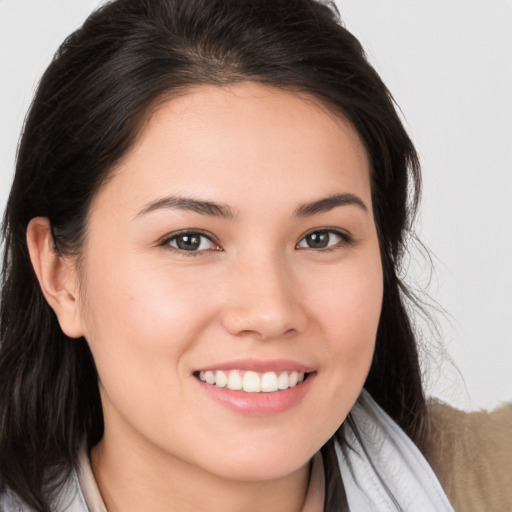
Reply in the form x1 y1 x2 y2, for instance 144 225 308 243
74 83 383 481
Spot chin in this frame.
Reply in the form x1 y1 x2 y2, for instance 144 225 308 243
190 432 322 482
205 454 310 482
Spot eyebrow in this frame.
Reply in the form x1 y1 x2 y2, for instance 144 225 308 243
295 193 368 217
137 192 367 219
137 195 236 219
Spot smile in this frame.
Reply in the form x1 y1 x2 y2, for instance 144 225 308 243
197 370 308 392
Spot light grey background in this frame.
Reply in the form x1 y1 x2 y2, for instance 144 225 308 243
1 0 511 410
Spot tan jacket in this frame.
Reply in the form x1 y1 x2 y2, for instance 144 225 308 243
425 401 512 512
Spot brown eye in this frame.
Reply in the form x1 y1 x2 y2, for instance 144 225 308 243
165 232 217 252
296 230 348 250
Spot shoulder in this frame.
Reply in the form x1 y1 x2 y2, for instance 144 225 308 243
424 400 512 512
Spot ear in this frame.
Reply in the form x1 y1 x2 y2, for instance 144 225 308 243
26 217 85 339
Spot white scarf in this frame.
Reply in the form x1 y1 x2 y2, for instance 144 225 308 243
339 390 454 511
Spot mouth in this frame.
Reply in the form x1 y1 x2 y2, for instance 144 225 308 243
194 369 312 393
193 359 316 415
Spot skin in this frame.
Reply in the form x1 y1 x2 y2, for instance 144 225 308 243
27 82 383 512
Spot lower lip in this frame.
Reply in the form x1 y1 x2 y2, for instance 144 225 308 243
196 373 316 416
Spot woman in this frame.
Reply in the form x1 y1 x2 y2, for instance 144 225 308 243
0 1 508 511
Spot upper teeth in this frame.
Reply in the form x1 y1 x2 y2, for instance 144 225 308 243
198 370 306 392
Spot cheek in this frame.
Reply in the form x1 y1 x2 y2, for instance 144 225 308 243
303 252 383 403
77 257 222 442
309 253 383 347
78 255 218 381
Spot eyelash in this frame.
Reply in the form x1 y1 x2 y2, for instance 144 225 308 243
296 228 353 252
159 228 353 255
159 230 221 256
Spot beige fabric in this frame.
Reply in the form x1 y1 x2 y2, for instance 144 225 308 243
425 401 512 512
76 448 325 512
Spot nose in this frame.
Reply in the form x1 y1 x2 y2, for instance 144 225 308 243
220 257 307 340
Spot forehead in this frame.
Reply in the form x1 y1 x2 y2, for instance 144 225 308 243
95 82 371 217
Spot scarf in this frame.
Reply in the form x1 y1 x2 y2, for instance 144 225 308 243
338 390 454 511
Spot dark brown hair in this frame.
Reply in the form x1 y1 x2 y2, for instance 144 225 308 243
0 1 425 510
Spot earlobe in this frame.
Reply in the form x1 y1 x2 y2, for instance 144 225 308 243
26 217 85 339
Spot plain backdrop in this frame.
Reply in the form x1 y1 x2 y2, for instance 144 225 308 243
1 0 511 411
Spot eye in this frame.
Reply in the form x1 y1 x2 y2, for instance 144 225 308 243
162 231 219 252
296 229 350 250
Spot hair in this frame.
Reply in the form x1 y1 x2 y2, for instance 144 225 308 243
0 0 426 510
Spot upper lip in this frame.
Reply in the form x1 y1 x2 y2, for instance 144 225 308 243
194 358 315 374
